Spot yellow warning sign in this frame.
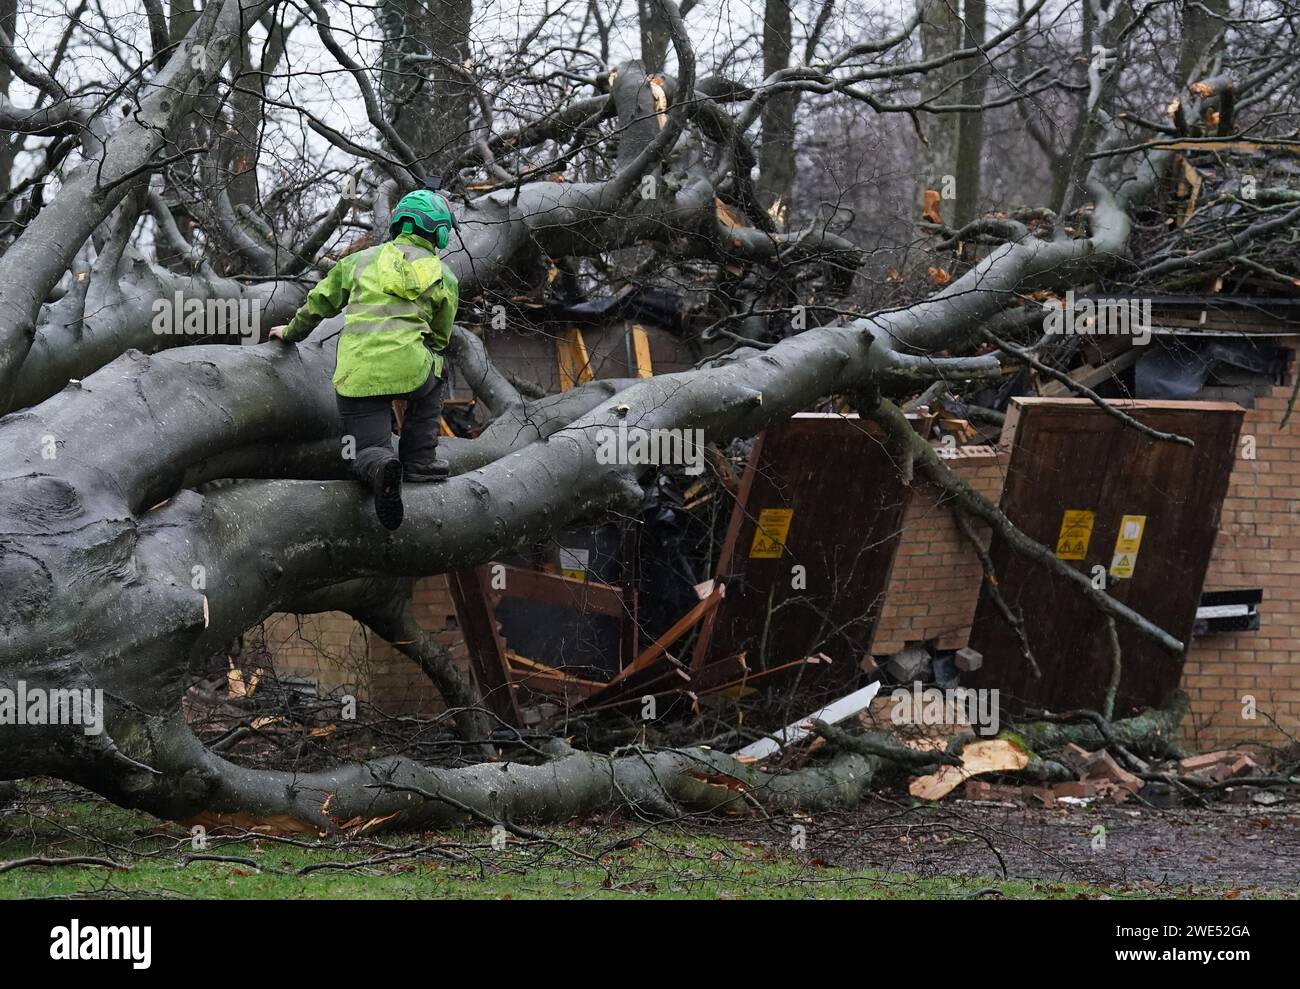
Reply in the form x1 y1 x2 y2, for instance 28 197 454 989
749 508 794 559
1054 509 1096 560
559 548 588 582
1109 515 1147 579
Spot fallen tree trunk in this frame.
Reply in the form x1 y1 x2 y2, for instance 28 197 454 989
83 716 879 835
0 159 1177 822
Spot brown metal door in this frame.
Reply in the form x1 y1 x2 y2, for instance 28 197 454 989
706 414 911 677
967 398 1243 715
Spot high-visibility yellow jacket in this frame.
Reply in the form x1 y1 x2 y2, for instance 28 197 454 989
282 232 458 397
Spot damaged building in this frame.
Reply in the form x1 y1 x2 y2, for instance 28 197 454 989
253 290 1300 755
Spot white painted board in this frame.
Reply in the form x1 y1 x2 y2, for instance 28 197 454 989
733 681 882 761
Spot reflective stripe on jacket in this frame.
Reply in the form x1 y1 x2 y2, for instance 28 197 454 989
282 232 458 398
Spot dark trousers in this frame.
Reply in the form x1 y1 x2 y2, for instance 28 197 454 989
337 365 444 482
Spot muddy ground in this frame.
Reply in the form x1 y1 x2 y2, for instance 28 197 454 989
740 791 1300 894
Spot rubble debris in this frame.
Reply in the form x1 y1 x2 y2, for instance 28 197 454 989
963 780 1022 803
1051 781 1098 799
1138 781 1181 809
885 644 930 682
1080 750 1144 794
1023 785 1063 807
1178 750 1260 781
1249 790 1286 807
1057 742 1094 773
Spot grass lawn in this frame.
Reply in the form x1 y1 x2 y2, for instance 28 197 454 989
0 783 1254 900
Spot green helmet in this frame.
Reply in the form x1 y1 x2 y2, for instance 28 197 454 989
389 190 455 249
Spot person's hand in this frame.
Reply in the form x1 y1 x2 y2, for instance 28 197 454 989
268 325 289 342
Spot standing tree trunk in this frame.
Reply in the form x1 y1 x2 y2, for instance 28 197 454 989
756 0 796 225
638 0 671 74
915 0 962 223
1176 0 1228 84
377 0 474 178
0 0 19 206
223 17 288 213
952 0 987 230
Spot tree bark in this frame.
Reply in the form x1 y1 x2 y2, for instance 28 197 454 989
756 0 796 222
1176 0 1228 85
84 715 879 834
0 0 272 406
915 0 962 222
952 0 987 229
638 0 672 74
377 0 474 178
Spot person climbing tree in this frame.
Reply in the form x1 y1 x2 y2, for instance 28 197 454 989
270 190 460 529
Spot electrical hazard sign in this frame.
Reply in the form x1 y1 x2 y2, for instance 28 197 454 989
558 547 589 582
1054 509 1095 560
749 508 794 559
1109 514 1147 579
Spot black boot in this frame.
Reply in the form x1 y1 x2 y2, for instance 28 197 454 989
404 458 450 483
371 456 404 529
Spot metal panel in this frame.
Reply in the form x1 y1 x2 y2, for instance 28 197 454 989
967 398 1243 715
705 414 911 676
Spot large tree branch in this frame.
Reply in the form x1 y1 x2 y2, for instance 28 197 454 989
0 0 271 407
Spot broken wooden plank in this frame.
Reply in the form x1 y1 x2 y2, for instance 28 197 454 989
690 652 750 692
495 564 625 617
630 324 654 378
1038 346 1141 397
695 653 834 698
690 436 763 672
447 566 523 726
575 672 693 716
506 652 605 699
1157 140 1300 155
606 582 724 689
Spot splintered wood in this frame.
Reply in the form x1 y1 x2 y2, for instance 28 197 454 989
908 738 1030 801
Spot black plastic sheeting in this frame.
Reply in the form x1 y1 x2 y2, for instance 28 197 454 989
634 474 704 644
490 475 704 677
966 367 1033 413
500 286 686 333
1135 338 1284 399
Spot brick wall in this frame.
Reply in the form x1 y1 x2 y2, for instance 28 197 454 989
868 445 1008 655
260 610 370 696
260 576 472 717
366 576 472 716
1181 344 1300 749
